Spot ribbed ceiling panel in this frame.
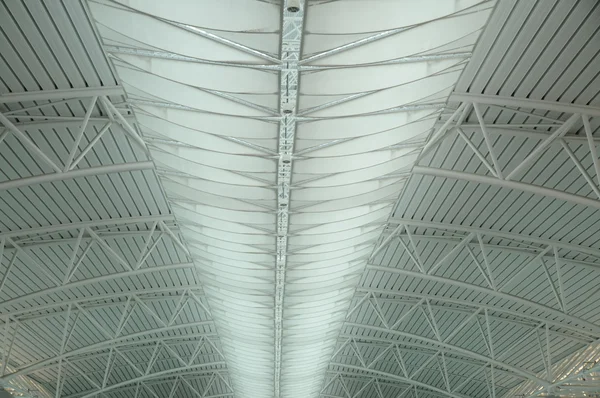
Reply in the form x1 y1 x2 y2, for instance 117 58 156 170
2 1 600 398
0 2 233 398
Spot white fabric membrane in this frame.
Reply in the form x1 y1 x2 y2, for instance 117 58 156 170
89 0 493 396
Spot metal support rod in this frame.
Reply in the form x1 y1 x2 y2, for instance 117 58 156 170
100 96 149 153
0 161 154 192
559 138 600 199
366 265 600 334
412 166 600 210
370 224 404 262
69 122 113 171
0 112 62 173
505 113 580 181
473 102 503 179
0 86 123 104
450 93 600 117
427 233 474 275
582 115 600 186
64 96 98 172
419 103 466 158
456 127 498 177
499 246 551 292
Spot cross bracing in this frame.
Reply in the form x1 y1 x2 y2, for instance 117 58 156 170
0 1 599 398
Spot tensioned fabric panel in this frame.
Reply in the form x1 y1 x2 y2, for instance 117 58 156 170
87 0 494 397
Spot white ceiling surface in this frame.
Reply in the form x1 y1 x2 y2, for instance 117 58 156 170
0 1 599 398
85 0 494 397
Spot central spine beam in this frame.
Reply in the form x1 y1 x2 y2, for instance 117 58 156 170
275 1 304 397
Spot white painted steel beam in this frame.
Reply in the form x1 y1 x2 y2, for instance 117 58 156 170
412 166 600 210
67 363 227 398
0 262 194 310
326 365 465 398
389 219 600 259
366 265 600 334
374 231 600 273
342 324 549 386
2 322 215 380
0 161 154 192
354 289 596 341
61 336 218 368
458 125 600 143
273 3 303 397
8 118 133 128
10 289 203 321
0 215 175 239
450 93 600 117
0 87 123 104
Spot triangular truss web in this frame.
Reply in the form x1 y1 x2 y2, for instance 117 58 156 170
2 1 600 398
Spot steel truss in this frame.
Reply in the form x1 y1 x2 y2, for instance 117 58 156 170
414 93 600 209
324 322 546 398
0 86 151 192
0 214 230 397
63 364 229 398
272 5 304 396
0 285 216 377
350 219 600 397
322 367 467 398
373 222 600 331
321 371 475 398
0 217 192 308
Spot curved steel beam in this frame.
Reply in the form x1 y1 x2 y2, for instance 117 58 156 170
413 166 600 211
389 233 600 272
0 215 175 239
0 161 155 192
61 334 218 365
1 322 213 380
450 92 600 117
8 227 177 250
323 370 511 397
62 363 227 398
390 219 600 259
367 265 600 335
0 87 123 104
356 288 598 341
334 340 524 384
10 286 201 320
0 262 194 310
66 334 220 363
343 323 549 387
327 364 467 398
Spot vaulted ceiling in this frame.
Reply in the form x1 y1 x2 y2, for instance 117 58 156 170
0 1 599 398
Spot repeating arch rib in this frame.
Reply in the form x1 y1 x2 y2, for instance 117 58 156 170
413 166 600 210
342 324 549 386
354 288 598 342
6 287 202 319
1 1 594 398
366 265 600 334
326 364 467 398
389 219 600 259
2 322 215 380
64 363 228 398
0 262 195 311
0 216 175 239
